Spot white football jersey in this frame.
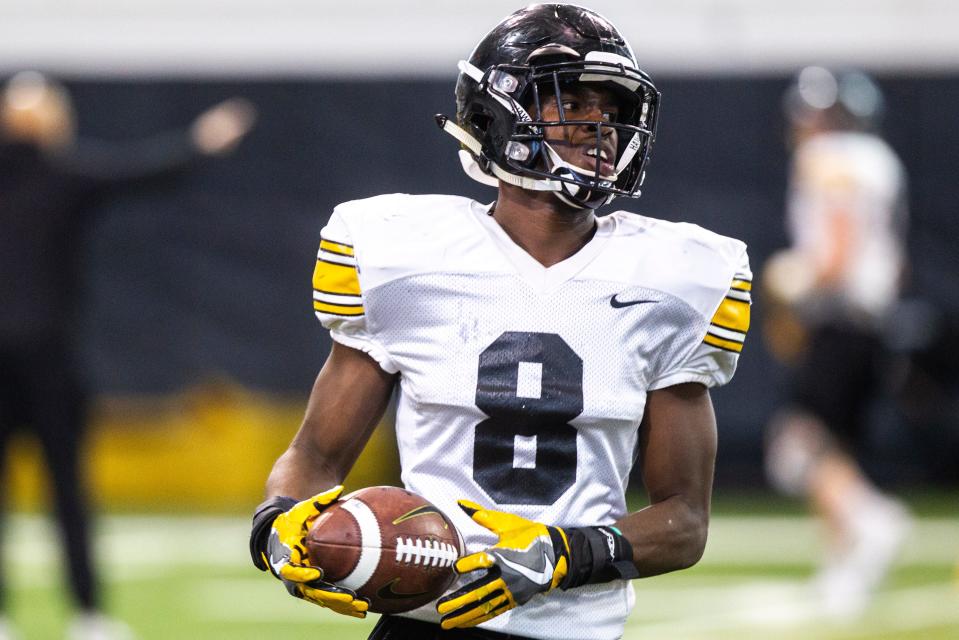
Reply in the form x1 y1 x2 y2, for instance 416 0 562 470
788 131 907 321
312 194 750 640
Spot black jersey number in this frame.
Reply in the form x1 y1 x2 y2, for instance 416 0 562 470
473 331 583 505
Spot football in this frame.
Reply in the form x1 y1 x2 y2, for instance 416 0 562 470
305 486 461 614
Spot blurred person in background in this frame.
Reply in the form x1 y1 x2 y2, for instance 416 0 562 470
0 70 255 640
761 66 912 619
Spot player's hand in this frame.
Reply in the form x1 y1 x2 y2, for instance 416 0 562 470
760 249 812 363
190 97 257 156
436 499 569 629
762 249 816 306
262 486 370 618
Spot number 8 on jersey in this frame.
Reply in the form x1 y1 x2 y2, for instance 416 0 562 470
473 332 583 506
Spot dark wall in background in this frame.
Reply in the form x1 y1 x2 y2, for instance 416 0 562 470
62 75 959 485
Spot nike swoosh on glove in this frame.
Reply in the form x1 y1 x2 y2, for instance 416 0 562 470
256 486 370 618
435 500 570 629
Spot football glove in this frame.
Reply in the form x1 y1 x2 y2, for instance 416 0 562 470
436 499 640 629
436 500 570 629
249 486 369 618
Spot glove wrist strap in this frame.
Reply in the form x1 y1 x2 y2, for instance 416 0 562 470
249 495 297 571
559 526 639 589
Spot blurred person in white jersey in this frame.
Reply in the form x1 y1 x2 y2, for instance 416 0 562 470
762 66 912 618
0 71 255 640
249 4 752 639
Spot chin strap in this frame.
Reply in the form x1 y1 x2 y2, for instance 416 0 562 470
437 114 616 209
436 113 483 156
457 150 500 188
542 140 617 184
490 157 562 191
436 114 561 192
541 140 616 210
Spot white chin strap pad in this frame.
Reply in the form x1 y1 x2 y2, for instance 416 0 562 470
458 150 561 192
458 150 499 187
543 141 618 183
542 141 618 209
440 110 561 192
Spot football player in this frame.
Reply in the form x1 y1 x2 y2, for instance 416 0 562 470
250 5 751 639
762 66 912 618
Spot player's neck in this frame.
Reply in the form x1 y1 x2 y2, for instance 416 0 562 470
492 185 597 268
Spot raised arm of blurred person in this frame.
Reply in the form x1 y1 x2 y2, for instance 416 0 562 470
2 70 257 184
58 96 257 184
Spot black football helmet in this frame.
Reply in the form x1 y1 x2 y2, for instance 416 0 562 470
436 4 660 209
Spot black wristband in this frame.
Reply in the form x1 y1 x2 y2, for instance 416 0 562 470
249 496 297 572
559 525 639 590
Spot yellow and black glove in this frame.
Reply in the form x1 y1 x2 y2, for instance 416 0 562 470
436 500 639 629
249 486 369 618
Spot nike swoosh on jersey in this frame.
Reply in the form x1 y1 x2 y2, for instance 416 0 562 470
498 553 554 585
610 294 658 308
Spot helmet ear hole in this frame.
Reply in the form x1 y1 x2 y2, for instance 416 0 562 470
468 112 491 134
467 112 496 161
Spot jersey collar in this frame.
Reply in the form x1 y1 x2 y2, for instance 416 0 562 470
470 200 617 295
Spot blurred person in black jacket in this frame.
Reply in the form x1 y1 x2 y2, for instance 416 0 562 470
0 71 255 640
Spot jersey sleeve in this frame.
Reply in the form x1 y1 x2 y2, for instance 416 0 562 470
312 209 398 373
648 246 752 390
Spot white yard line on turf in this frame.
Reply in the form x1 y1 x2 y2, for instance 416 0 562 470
188 577 378 625
3 513 956 575
704 516 958 565
624 581 959 639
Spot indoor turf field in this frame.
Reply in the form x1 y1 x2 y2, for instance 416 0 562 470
3 494 956 640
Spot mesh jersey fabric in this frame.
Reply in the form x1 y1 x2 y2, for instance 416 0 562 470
312 193 750 640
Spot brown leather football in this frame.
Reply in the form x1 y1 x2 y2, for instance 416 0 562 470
305 486 461 614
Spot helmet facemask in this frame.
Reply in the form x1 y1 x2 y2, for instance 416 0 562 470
513 59 658 209
438 4 660 210
442 55 659 210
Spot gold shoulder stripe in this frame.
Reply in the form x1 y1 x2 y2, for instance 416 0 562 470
710 297 750 334
731 279 752 292
704 333 744 353
312 259 361 296
319 239 355 257
313 301 365 316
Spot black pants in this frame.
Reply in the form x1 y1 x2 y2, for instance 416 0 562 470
789 322 885 445
0 340 97 612
369 616 536 640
